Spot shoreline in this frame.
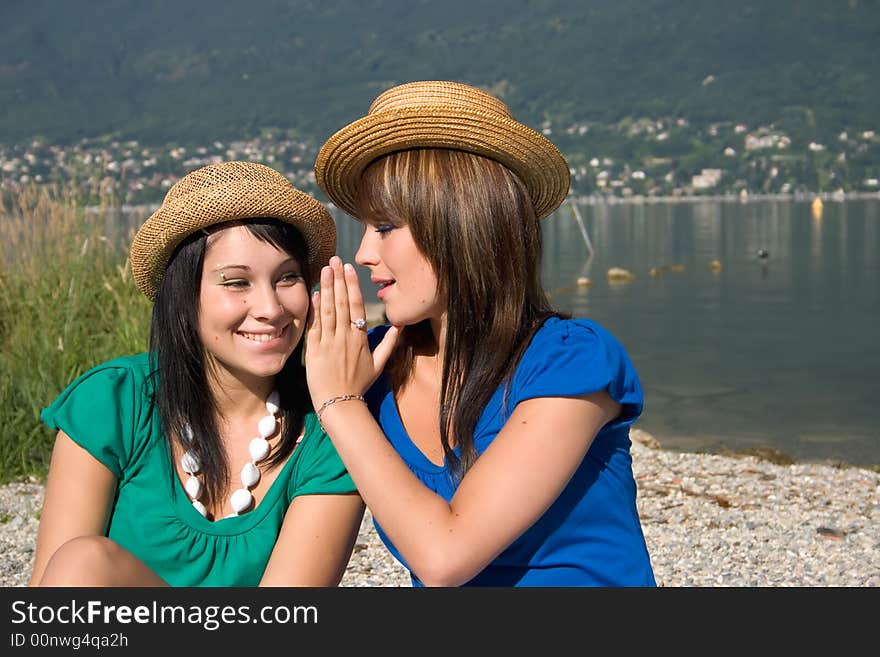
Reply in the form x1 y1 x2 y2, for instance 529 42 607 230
630 434 880 473
1 429 877 587
84 190 880 215
568 190 880 205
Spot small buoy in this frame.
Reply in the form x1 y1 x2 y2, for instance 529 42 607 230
811 196 824 219
607 267 636 282
756 249 769 259
707 260 722 272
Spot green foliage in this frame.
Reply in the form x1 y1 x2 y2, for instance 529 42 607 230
0 186 151 482
0 0 877 146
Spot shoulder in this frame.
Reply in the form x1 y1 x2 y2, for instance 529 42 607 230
511 317 642 419
87 352 153 381
531 316 621 344
287 412 357 497
521 317 632 366
295 412 332 456
46 352 154 408
40 352 157 479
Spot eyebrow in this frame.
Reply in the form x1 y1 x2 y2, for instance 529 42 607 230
212 264 251 272
211 257 297 272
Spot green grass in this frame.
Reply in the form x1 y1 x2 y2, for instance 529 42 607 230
0 184 152 483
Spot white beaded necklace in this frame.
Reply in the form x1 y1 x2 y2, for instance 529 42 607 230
180 390 281 519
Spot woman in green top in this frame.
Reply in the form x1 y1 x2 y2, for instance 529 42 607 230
31 161 365 587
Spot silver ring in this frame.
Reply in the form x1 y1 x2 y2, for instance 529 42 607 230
353 318 367 330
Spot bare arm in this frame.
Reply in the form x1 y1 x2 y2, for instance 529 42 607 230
29 431 116 585
259 493 365 586
318 391 618 586
306 258 621 586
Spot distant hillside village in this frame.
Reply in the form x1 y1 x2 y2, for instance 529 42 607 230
2 115 878 206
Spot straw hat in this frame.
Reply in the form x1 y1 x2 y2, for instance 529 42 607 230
315 80 570 220
130 161 335 300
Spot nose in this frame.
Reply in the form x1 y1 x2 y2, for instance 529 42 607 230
251 282 285 322
355 226 378 267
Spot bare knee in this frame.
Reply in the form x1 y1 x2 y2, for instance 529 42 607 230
37 536 122 586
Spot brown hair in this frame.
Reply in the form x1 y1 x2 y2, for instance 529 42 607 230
357 148 561 476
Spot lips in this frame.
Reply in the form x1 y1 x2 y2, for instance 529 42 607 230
370 276 395 300
238 325 288 343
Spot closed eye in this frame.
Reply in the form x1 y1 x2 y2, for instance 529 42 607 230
220 278 248 288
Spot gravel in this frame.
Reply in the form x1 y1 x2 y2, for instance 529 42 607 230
2 429 877 587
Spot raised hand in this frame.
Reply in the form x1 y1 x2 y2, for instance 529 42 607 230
305 256 399 410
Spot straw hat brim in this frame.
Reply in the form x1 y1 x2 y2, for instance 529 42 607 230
315 107 571 220
130 177 335 300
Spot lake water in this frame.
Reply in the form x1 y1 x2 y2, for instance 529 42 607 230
335 198 880 468
99 198 878 467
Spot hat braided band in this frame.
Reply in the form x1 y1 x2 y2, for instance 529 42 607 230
130 161 335 300
315 81 570 221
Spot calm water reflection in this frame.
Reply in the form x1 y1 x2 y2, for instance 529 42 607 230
337 198 880 467
109 199 879 467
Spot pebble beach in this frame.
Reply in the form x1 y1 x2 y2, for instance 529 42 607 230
2 430 877 587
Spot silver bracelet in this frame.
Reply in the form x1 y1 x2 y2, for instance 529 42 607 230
316 394 366 427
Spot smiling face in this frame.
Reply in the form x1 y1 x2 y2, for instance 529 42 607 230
198 224 310 387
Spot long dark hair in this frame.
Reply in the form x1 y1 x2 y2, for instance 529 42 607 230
358 148 562 477
148 218 312 511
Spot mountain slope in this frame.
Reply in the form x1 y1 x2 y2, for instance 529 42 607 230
0 0 877 145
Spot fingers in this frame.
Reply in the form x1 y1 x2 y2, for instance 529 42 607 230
319 263 337 336
344 263 367 330
372 325 400 374
307 290 321 346
330 256 351 334
318 257 369 338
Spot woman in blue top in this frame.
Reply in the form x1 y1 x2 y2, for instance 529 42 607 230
307 81 656 586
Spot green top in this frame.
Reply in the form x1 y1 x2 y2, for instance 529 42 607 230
40 352 357 587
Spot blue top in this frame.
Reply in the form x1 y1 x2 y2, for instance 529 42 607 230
366 317 656 587
40 352 357 587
